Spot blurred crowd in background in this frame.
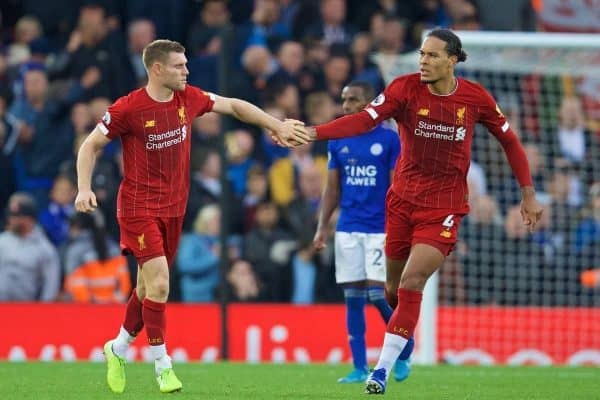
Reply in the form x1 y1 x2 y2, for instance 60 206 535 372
0 0 598 305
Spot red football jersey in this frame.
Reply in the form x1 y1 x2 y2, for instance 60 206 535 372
364 73 510 212
97 85 214 217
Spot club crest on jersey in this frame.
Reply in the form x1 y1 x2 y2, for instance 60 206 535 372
102 111 111 125
371 94 385 106
145 120 156 128
370 143 383 156
456 106 466 124
440 230 452 238
417 108 429 116
178 106 187 125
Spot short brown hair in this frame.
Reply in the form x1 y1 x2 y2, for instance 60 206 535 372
142 39 185 70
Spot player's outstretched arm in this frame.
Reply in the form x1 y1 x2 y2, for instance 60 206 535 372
494 130 543 232
311 110 377 141
211 95 310 146
75 126 110 212
313 169 340 251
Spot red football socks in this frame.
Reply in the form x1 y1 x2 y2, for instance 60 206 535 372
386 288 423 339
142 298 166 346
123 289 144 336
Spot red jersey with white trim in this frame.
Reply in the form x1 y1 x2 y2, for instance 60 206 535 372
97 85 214 217
364 73 510 211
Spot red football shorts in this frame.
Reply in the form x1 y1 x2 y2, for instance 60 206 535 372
384 190 465 260
117 215 184 267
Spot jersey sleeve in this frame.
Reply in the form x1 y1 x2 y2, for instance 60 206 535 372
364 76 410 124
477 86 510 138
327 141 339 170
96 96 130 139
187 85 215 117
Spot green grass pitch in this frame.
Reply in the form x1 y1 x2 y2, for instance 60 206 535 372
1 362 595 399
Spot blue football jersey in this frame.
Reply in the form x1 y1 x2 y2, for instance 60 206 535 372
328 124 400 233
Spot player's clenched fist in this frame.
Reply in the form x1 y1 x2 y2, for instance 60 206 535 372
75 190 98 212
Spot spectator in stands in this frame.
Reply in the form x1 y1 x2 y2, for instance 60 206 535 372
237 0 290 52
234 45 280 105
546 159 580 224
176 205 223 302
227 259 262 302
226 129 258 197
378 16 409 55
192 111 221 150
350 33 385 93
500 204 546 305
127 19 156 87
275 40 305 84
244 200 297 302
494 142 548 212
185 147 243 234
63 211 130 303
574 182 600 253
297 36 328 96
460 195 505 304
323 52 352 106
186 0 230 56
243 165 270 231
305 0 357 46
549 96 600 188
0 192 60 301
264 80 301 119
269 141 327 207
39 174 76 246
285 164 324 303
69 102 94 147
48 3 133 99
575 183 600 304
0 88 17 213
6 15 43 67
9 66 100 207
304 91 339 155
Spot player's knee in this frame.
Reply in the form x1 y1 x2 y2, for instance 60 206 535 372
399 272 428 291
147 279 169 301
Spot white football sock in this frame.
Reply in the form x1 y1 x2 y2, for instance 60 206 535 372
151 344 172 375
112 326 136 358
374 333 408 378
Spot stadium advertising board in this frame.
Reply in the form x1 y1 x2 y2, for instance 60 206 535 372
1 304 598 365
0 304 221 362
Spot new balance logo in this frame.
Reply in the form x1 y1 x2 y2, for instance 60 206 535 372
417 108 429 116
340 146 349 154
145 120 156 128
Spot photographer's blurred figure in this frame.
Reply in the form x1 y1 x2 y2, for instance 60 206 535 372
63 211 131 303
0 192 60 301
